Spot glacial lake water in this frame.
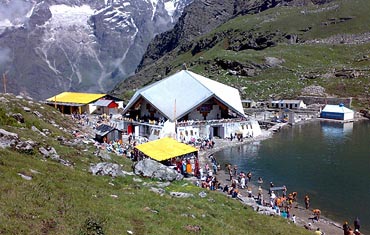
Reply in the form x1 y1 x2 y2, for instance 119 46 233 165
215 120 370 233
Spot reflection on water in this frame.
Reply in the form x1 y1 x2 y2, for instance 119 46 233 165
321 121 353 138
215 120 370 234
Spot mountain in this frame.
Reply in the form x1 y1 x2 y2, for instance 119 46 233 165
0 0 192 100
111 0 370 109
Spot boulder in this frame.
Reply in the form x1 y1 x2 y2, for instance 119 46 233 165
149 187 165 196
170 192 194 198
38 146 57 158
265 57 285 67
133 158 184 181
33 110 43 118
89 162 125 177
0 97 9 103
23 106 31 112
12 113 25 123
199 191 207 198
0 129 18 139
31 126 46 136
18 173 32 180
15 141 34 154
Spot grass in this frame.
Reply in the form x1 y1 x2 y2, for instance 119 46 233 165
0 149 312 235
0 93 313 234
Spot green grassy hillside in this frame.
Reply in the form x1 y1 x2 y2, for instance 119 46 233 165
114 0 370 109
0 93 311 234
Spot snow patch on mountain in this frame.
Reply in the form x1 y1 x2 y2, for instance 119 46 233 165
49 5 94 27
164 1 176 17
0 0 34 29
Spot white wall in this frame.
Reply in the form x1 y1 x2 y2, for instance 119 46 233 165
88 104 98 114
344 112 354 120
177 126 200 142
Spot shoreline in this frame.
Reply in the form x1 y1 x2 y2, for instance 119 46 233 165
195 120 347 235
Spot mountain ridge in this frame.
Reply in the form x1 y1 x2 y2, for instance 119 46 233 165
0 0 192 100
111 0 370 109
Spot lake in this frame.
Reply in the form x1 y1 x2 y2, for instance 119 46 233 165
215 120 370 233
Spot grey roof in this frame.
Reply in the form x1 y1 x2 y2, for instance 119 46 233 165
95 124 115 136
123 70 245 121
93 99 115 107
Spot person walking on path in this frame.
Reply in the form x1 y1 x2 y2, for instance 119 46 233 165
304 194 310 209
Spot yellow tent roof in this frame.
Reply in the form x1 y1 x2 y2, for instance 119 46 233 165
135 137 198 161
46 92 106 104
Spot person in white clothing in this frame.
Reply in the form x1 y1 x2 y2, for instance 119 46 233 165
240 176 246 189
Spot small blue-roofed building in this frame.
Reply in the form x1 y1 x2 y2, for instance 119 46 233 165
320 104 354 121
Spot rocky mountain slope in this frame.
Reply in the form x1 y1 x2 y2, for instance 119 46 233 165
0 0 192 100
111 0 370 109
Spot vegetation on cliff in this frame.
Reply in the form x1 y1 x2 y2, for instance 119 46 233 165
112 0 370 109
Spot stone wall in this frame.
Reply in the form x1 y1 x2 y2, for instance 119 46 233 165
298 96 352 108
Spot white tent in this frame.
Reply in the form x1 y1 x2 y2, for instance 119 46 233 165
123 70 245 121
320 104 354 120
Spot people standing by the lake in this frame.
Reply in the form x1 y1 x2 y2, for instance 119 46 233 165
313 209 321 222
212 162 217 175
343 221 350 235
292 191 297 201
269 182 274 195
247 171 252 182
354 217 360 231
226 164 233 181
304 194 310 209
240 175 246 189
257 177 263 185
282 186 287 198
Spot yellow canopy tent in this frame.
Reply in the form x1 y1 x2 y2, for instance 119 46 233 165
135 137 198 162
46 92 106 104
46 92 107 114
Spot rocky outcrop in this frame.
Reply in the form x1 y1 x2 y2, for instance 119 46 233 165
111 0 334 97
137 0 235 70
133 158 184 181
0 129 19 149
301 85 326 96
214 59 261 77
89 162 126 177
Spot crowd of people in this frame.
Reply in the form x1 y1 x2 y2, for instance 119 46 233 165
193 154 366 235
